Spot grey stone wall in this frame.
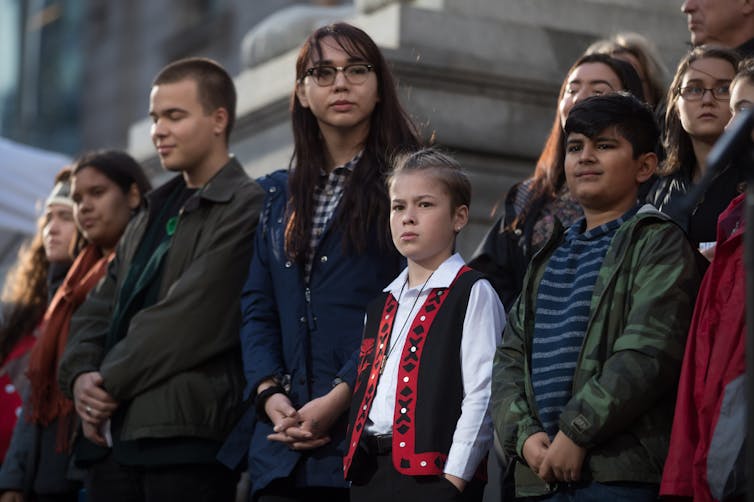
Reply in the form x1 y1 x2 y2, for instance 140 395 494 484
80 0 307 152
128 0 689 258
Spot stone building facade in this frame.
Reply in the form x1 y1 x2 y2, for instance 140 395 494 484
128 0 688 256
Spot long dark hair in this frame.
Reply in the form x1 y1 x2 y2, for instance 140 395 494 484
514 53 644 227
662 45 740 177
285 22 421 262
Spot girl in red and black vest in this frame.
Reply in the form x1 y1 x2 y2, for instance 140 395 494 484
345 148 505 502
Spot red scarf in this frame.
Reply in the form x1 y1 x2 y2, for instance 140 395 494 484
26 244 112 451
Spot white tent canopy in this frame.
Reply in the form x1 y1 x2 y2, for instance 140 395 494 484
0 136 70 279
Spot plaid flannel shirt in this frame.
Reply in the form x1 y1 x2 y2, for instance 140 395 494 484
305 151 362 281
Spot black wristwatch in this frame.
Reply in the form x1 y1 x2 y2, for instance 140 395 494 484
331 376 346 388
255 385 287 422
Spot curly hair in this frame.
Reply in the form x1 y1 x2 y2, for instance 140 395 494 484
0 167 74 364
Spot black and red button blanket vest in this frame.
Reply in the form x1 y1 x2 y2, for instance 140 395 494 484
344 266 486 480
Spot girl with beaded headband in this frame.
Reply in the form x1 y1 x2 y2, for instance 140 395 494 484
0 167 79 467
0 151 149 501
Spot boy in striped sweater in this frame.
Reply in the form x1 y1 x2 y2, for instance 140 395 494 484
492 93 703 501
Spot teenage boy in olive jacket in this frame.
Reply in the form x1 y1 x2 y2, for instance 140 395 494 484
492 93 702 500
57 58 264 501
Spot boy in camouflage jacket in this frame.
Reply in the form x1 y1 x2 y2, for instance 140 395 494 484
492 93 703 500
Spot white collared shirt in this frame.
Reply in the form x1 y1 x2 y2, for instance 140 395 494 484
365 253 505 480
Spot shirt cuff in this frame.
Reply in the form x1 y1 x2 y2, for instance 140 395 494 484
444 439 489 481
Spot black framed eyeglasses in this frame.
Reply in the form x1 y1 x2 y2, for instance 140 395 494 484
678 84 731 101
301 64 375 86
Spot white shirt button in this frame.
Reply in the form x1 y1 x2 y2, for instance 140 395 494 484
403 376 409 383
5 384 14 394
400 407 407 414
420 461 427 467
399 441 406 447
410 346 417 352
320 255 328 263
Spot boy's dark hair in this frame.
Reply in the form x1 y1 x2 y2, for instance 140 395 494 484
153 57 236 142
564 92 659 158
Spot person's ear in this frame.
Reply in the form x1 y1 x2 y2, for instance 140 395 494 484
212 107 229 137
635 152 658 183
127 183 142 211
295 81 310 109
742 0 754 15
452 204 469 233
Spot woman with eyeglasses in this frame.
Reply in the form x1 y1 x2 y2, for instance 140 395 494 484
659 58 753 502
649 45 743 256
228 22 420 502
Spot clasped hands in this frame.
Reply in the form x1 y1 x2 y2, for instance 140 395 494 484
72 371 118 447
522 431 586 484
263 382 350 451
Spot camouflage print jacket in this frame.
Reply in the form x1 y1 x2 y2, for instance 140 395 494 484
491 205 704 497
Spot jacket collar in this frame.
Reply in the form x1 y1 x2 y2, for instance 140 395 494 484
195 156 245 204
147 156 245 212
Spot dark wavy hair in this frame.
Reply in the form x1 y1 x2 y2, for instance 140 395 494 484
511 53 644 228
285 22 421 262
662 45 740 177
565 92 660 158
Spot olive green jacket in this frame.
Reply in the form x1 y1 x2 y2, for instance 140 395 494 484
59 158 264 442
491 205 703 497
